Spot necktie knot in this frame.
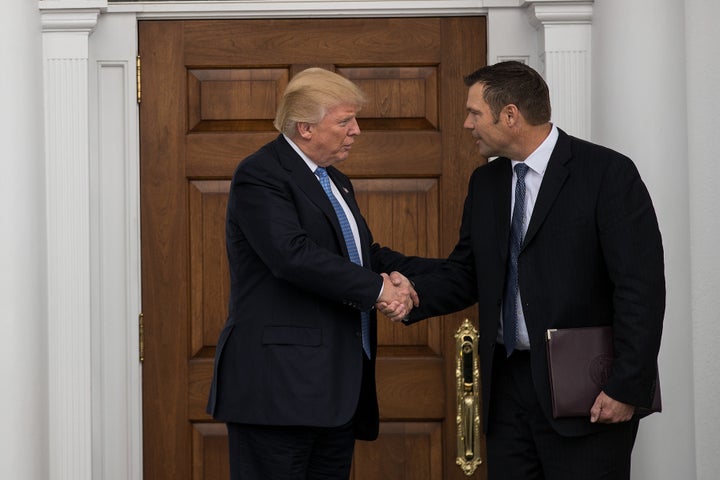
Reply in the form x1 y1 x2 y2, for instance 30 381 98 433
514 162 529 181
315 167 328 179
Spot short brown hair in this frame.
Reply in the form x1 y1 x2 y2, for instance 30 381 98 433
464 61 551 125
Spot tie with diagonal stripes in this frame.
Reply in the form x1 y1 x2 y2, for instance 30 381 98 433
315 167 372 359
503 162 529 356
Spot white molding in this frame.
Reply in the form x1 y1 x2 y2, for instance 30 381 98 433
90 57 143 480
42 8 99 480
526 0 592 139
40 0 107 7
88 11 143 480
529 1 592 25
106 0 488 18
40 9 102 31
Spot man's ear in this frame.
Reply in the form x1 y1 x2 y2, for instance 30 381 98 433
503 104 520 126
297 122 313 140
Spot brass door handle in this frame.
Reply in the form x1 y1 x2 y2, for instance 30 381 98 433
455 319 482 476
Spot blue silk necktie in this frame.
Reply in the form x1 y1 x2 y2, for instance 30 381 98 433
315 167 372 359
503 162 529 356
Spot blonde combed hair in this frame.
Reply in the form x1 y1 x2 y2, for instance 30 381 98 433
273 68 367 137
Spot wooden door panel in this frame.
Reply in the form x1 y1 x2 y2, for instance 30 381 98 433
376 358 445 418
355 179 440 260
188 180 231 358
192 423 230 479
141 17 487 480
183 19 443 65
353 423 443 480
356 178 441 356
342 66 438 128
188 68 288 132
186 133 278 176
186 131 443 178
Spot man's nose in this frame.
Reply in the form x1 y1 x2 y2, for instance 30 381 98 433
349 118 361 135
463 114 473 129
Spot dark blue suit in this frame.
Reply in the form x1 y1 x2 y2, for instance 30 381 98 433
207 135 433 441
405 129 665 477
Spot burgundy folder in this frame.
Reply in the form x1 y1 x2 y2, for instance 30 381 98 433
545 326 661 418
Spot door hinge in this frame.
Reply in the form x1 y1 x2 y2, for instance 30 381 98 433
136 55 142 104
138 312 145 363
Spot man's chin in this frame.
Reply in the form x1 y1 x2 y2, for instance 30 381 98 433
476 145 496 158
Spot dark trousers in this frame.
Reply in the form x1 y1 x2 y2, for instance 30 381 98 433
486 347 639 480
226 421 356 480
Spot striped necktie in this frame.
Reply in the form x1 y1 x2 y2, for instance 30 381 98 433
315 167 371 359
503 162 529 356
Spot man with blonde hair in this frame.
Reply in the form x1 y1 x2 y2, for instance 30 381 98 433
207 67 429 479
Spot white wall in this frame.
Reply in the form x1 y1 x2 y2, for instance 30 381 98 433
685 0 720 478
487 7 539 67
593 0 720 478
0 1 49 479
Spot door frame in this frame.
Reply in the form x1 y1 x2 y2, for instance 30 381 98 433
82 2 587 479
94 6 490 479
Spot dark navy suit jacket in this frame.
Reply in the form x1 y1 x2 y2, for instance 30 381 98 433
406 129 665 437
207 135 435 440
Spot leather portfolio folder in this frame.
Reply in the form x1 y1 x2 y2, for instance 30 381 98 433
545 326 661 418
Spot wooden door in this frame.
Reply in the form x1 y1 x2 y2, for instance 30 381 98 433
140 17 487 479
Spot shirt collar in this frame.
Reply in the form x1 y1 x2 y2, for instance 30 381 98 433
511 124 558 175
283 134 320 173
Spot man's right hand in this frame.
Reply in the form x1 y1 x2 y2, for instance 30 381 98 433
377 271 418 321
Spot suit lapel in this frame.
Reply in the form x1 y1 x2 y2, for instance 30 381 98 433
495 159 514 263
327 166 372 266
274 136 350 258
521 130 572 250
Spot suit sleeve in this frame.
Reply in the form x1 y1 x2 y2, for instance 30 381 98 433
368 244 445 277
401 172 480 324
597 155 665 408
228 158 382 312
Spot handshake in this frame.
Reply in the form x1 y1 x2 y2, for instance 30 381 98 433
376 271 418 322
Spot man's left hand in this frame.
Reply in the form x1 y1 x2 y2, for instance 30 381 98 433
590 391 635 423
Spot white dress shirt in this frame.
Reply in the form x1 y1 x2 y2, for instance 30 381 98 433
284 135 364 265
499 124 559 350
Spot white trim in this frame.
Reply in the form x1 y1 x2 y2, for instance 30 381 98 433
89 12 143 480
107 0 488 18
530 1 592 24
527 1 592 139
42 8 100 480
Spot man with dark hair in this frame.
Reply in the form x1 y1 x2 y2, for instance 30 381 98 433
381 61 665 479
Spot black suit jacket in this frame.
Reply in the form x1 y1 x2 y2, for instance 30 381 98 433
406 129 665 437
207 135 434 440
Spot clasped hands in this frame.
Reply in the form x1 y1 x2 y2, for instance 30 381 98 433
376 271 417 321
